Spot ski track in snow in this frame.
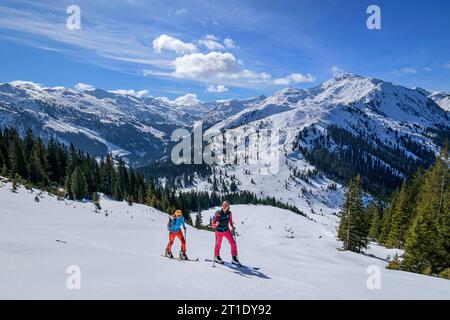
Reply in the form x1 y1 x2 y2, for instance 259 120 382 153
1 180 449 299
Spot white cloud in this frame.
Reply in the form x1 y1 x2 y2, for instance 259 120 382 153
331 65 344 77
10 80 43 90
172 51 239 79
175 8 187 15
173 93 202 106
198 34 224 50
223 38 236 49
394 67 418 75
155 93 201 106
423 67 433 72
109 89 150 98
231 69 272 82
273 73 315 85
74 83 96 91
145 51 315 88
153 34 197 54
445 62 450 69
207 84 229 93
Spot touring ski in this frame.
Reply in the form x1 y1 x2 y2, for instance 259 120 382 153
161 255 199 262
204 259 260 270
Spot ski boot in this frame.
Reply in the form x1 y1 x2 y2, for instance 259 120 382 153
179 251 188 260
232 256 241 267
214 256 224 264
165 250 174 259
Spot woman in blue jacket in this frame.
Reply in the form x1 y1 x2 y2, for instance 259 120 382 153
165 209 188 260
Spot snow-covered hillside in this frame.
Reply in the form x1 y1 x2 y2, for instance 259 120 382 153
0 81 220 165
209 74 448 150
429 91 450 112
173 74 449 225
1 178 448 299
1 75 448 169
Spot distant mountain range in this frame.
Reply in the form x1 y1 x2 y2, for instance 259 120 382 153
1 74 449 199
0 81 259 165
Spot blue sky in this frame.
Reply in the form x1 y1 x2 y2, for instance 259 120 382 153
0 0 449 101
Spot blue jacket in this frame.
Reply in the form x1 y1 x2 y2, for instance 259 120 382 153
167 216 186 233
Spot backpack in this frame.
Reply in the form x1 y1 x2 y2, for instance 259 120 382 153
215 209 231 232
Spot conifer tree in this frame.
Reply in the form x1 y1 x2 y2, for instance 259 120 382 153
386 181 411 248
195 198 202 228
1 164 7 177
338 175 368 253
71 166 87 200
137 185 145 204
9 133 27 178
114 181 123 201
0 148 4 170
65 174 73 199
402 146 449 275
378 191 397 244
367 202 382 240
11 174 17 192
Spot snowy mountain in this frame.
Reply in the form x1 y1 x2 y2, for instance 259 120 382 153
429 91 450 112
210 74 448 138
201 95 267 129
200 74 449 200
1 178 449 299
1 75 449 205
0 81 221 165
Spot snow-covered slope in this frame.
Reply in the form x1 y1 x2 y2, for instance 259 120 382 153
210 74 448 142
429 91 450 112
1 178 449 299
170 74 447 227
1 75 447 169
0 81 221 164
201 95 266 129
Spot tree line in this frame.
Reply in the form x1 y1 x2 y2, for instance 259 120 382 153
337 144 449 279
0 127 303 224
299 125 436 199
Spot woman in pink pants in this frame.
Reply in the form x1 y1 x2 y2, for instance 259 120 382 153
212 201 241 266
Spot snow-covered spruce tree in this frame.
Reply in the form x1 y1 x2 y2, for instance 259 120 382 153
338 175 369 253
402 146 449 275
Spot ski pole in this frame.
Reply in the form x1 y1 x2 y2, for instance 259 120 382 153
212 232 216 267
232 228 239 260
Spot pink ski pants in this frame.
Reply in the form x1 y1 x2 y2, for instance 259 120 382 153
214 229 238 257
